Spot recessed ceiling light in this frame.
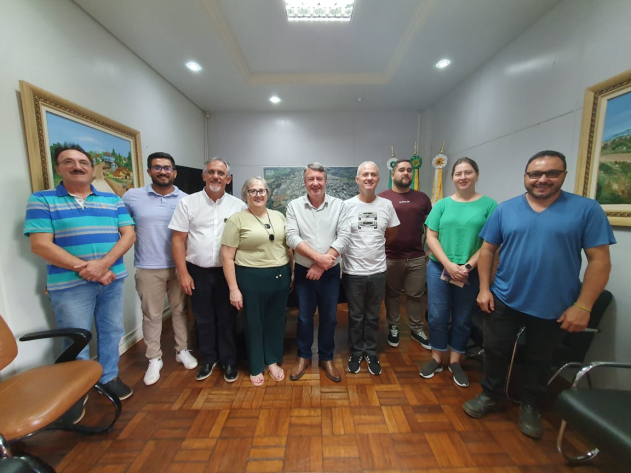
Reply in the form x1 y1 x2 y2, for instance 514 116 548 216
186 61 202 72
269 96 281 104
285 0 355 22
356 97 363 102
435 59 451 69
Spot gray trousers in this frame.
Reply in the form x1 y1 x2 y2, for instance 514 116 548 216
343 271 387 357
384 256 427 332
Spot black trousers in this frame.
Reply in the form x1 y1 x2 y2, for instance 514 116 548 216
343 271 387 357
187 263 237 366
481 294 565 407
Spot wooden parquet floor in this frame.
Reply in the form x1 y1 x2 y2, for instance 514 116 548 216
17 302 620 472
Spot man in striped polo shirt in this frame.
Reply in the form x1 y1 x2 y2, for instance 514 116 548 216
24 145 136 404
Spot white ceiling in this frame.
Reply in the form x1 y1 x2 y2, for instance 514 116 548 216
74 0 561 113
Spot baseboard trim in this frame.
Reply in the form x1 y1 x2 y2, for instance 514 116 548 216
118 308 172 355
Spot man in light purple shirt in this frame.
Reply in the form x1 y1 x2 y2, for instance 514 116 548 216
122 152 198 386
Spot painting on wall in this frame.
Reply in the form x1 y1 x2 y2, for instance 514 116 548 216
263 166 357 214
576 69 631 226
19 80 143 195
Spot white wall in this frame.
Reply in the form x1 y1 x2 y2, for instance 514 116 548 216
428 0 631 388
0 0 205 374
208 111 432 195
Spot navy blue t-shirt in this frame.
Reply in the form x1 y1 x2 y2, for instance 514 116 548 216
479 192 616 320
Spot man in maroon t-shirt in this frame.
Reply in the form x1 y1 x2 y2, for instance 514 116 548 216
379 159 432 349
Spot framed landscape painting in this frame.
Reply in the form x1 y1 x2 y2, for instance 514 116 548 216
576 69 631 226
263 166 357 214
19 81 143 196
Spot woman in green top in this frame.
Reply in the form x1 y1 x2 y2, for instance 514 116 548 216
420 158 497 388
221 177 293 387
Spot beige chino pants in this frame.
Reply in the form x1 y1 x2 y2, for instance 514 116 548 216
135 267 189 360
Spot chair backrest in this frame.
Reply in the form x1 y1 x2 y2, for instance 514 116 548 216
561 289 613 360
0 315 18 371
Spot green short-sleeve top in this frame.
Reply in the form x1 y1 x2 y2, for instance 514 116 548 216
425 195 497 264
221 209 289 268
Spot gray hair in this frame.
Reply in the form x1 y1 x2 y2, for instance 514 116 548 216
356 160 379 177
241 176 270 202
204 157 231 176
303 162 327 181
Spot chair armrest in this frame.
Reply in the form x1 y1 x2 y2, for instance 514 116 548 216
19 328 92 363
570 362 631 388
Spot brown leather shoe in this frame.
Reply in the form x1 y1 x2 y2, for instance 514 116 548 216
319 360 341 382
289 357 311 381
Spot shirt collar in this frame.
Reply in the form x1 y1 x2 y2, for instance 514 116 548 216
146 184 181 197
57 182 104 197
202 189 226 205
303 193 329 211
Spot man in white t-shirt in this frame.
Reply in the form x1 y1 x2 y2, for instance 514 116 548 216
169 158 246 383
343 161 400 376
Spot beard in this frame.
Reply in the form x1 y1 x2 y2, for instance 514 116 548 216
152 177 174 187
393 177 411 189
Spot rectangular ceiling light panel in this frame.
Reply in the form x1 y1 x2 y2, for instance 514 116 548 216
285 0 355 22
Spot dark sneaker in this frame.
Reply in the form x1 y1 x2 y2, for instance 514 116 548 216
224 365 238 383
347 354 362 374
519 404 544 439
463 392 500 418
103 377 133 400
387 324 400 347
419 358 443 378
411 326 431 350
365 355 381 376
196 361 218 381
60 394 88 425
448 362 469 387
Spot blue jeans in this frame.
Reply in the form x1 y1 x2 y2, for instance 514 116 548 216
48 278 125 383
426 260 479 353
294 263 340 361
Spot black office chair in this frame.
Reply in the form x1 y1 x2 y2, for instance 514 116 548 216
555 361 631 464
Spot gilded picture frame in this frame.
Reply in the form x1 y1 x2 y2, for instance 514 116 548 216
575 69 631 226
19 80 143 196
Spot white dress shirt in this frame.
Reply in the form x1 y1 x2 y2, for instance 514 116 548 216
168 190 246 268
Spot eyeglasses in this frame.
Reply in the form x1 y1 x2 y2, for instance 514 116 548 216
151 165 174 173
247 189 268 196
525 170 565 179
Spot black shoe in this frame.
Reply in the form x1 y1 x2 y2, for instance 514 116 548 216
387 324 400 347
448 363 469 387
59 394 88 425
348 354 362 374
365 355 381 376
419 358 443 379
411 326 431 350
224 365 238 383
463 392 499 418
519 404 544 439
196 361 218 381
103 378 133 400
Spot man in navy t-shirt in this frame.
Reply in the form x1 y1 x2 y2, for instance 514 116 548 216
463 150 615 439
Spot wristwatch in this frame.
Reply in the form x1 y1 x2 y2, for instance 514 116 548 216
464 263 472 271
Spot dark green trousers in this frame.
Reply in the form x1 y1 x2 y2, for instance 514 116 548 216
235 264 291 375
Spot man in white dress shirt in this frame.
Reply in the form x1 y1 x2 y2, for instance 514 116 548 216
169 158 246 382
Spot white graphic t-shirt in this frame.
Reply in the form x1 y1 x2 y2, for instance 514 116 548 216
342 196 400 276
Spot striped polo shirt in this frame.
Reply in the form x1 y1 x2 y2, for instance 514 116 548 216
24 183 135 292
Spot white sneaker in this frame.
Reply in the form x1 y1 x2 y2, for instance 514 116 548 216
176 350 198 370
143 358 163 386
